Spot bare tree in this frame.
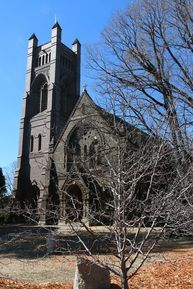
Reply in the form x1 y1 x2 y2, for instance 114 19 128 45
87 0 193 162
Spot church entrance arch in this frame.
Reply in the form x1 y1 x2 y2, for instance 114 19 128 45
65 184 83 222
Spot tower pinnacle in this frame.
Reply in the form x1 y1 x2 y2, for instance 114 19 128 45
52 21 62 30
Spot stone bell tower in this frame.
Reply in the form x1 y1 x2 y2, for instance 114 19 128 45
14 23 81 222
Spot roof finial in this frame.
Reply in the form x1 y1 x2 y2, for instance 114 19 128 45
54 14 57 24
82 83 87 92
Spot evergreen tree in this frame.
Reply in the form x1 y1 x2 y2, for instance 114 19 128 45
0 168 6 196
0 168 8 223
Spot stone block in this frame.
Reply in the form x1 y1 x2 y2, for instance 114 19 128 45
46 232 55 254
73 257 110 289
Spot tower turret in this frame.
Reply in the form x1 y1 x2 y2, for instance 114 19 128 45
51 22 62 42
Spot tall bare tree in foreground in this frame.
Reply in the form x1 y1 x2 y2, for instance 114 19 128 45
88 0 193 160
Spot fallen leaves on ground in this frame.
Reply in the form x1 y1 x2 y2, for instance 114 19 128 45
129 254 193 289
112 251 193 289
1 251 193 288
0 278 72 289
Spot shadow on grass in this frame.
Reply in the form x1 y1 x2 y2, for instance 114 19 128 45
0 225 58 259
1 225 193 259
153 237 193 253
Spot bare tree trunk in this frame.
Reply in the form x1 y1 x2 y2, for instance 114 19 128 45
120 267 129 289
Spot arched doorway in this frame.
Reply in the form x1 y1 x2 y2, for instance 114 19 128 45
65 185 83 222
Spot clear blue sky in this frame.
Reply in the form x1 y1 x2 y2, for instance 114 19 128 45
0 0 128 168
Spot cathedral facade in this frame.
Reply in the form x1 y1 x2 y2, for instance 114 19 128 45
14 24 146 224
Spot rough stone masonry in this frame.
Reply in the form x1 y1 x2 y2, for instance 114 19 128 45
73 257 110 289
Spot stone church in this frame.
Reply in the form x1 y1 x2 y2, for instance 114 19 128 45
14 23 147 225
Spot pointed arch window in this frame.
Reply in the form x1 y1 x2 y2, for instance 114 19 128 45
40 83 48 112
30 136 34 152
38 134 42 151
89 142 96 168
42 55 45 65
38 57 41 66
